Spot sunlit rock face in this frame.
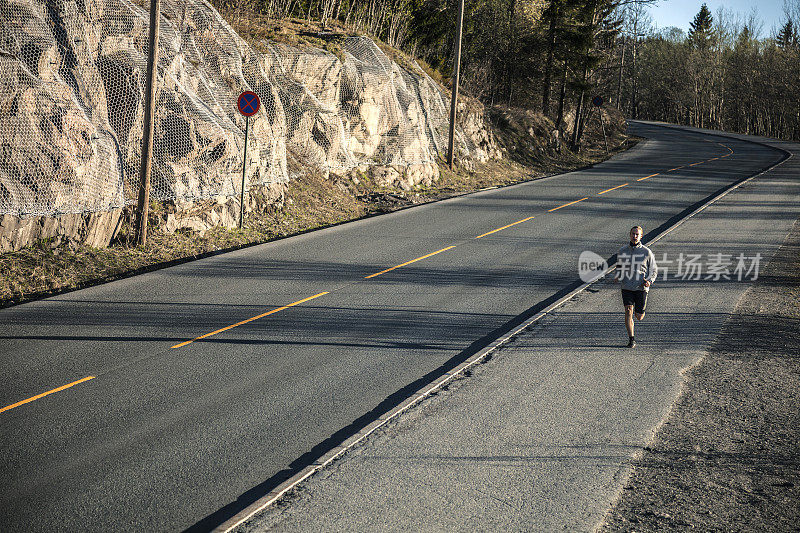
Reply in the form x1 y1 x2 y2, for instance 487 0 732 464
0 0 498 250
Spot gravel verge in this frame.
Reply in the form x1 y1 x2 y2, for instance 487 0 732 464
601 217 800 532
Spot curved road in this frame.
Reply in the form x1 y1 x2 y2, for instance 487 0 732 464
0 122 787 531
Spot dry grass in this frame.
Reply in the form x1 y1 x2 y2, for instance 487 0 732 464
0 171 366 306
489 104 632 168
209 3 451 85
216 9 366 63
415 58 448 88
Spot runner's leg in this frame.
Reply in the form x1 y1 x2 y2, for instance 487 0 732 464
625 305 634 337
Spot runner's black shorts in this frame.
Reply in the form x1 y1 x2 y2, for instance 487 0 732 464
621 289 647 314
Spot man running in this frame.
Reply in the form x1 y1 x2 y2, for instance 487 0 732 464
616 226 658 348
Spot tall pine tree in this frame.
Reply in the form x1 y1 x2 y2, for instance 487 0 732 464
688 3 713 49
777 19 798 49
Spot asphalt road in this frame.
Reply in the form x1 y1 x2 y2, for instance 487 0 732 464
0 122 787 531
241 125 800 532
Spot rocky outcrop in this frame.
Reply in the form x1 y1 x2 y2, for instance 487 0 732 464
457 99 503 164
0 0 499 251
0 210 124 251
162 182 286 235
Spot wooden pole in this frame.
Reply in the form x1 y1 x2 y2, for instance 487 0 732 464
447 0 464 171
135 0 160 246
599 108 608 154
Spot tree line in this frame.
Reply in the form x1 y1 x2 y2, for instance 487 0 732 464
617 2 800 141
212 0 800 145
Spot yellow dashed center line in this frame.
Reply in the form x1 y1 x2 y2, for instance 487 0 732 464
475 216 536 239
21 139 741 408
365 246 456 279
718 142 734 154
1 376 95 415
548 197 589 212
171 292 330 349
598 183 629 195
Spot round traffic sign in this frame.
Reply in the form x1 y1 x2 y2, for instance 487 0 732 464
237 91 260 117
592 95 604 107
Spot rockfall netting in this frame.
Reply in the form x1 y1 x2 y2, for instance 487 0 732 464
0 0 474 218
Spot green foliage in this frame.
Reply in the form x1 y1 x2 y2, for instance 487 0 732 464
407 0 453 72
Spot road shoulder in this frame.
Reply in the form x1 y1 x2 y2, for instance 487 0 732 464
600 217 800 532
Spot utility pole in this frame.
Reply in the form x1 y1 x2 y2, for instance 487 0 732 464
447 0 464 171
615 34 625 109
135 0 161 246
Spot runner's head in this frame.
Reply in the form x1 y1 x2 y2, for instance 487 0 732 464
630 226 643 245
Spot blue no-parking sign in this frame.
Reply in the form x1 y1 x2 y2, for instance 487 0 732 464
237 91 260 117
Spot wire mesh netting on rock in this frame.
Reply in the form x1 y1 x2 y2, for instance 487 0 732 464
0 0 476 218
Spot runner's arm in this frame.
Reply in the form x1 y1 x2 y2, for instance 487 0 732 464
645 250 658 285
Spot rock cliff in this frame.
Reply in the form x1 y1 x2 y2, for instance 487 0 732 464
0 0 498 251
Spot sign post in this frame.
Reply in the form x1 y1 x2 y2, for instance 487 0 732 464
592 96 608 154
237 91 260 228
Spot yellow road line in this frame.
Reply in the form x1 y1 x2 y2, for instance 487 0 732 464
365 246 456 279
171 292 330 349
598 183 628 195
475 216 535 239
1 376 95 415
548 197 589 212
8 137 744 412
